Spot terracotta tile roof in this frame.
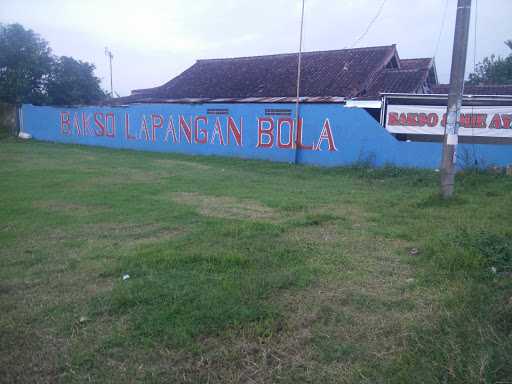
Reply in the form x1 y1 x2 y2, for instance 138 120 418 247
128 45 437 101
432 84 512 96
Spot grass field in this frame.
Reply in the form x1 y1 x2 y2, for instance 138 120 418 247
1 138 511 383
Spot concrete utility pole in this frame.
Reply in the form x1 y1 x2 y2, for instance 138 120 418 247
440 0 472 198
105 47 114 98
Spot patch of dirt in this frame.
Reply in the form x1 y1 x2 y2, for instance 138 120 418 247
287 223 340 244
44 222 187 245
315 204 372 229
88 171 171 187
84 279 114 296
33 200 110 215
0 326 69 384
172 192 278 222
153 159 212 171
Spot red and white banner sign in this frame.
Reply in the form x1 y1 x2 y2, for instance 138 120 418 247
385 104 512 138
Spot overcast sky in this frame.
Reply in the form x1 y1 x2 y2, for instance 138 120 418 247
2 0 511 96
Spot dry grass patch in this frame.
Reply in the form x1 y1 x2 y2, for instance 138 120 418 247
317 204 372 229
83 222 185 241
33 200 111 215
287 223 339 244
172 192 278 222
153 158 212 171
42 222 187 246
78 170 172 188
84 279 114 296
0 325 69 384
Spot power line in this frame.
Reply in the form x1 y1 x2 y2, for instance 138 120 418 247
349 0 387 49
433 0 449 59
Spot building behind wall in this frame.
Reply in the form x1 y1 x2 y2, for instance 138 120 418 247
119 43 511 105
19 42 512 170
123 44 438 102
110 43 511 154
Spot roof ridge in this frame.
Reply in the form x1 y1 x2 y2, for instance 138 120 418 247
196 44 396 62
400 57 433 61
383 68 427 72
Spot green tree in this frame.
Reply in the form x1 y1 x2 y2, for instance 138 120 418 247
0 23 53 104
47 56 105 105
467 40 512 85
0 23 106 105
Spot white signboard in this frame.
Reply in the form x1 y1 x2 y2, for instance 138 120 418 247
385 104 512 138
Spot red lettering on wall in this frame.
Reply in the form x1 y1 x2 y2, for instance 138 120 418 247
164 115 178 143
139 115 150 141
194 116 208 144
81 113 93 136
125 112 135 140
315 118 337 152
60 112 71 135
105 112 116 137
94 112 105 136
151 114 164 142
295 117 313 150
73 113 81 136
257 117 274 148
179 115 192 143
227 116 243 146
211 117 225 145
277 117 294 149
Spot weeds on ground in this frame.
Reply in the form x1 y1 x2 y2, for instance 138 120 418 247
388 227 512 383
1 141 511 383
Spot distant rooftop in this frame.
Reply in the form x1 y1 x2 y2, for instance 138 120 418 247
124 45 438 102
432 84 512 96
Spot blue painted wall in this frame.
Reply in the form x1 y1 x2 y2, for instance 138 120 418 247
20 103 512 169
